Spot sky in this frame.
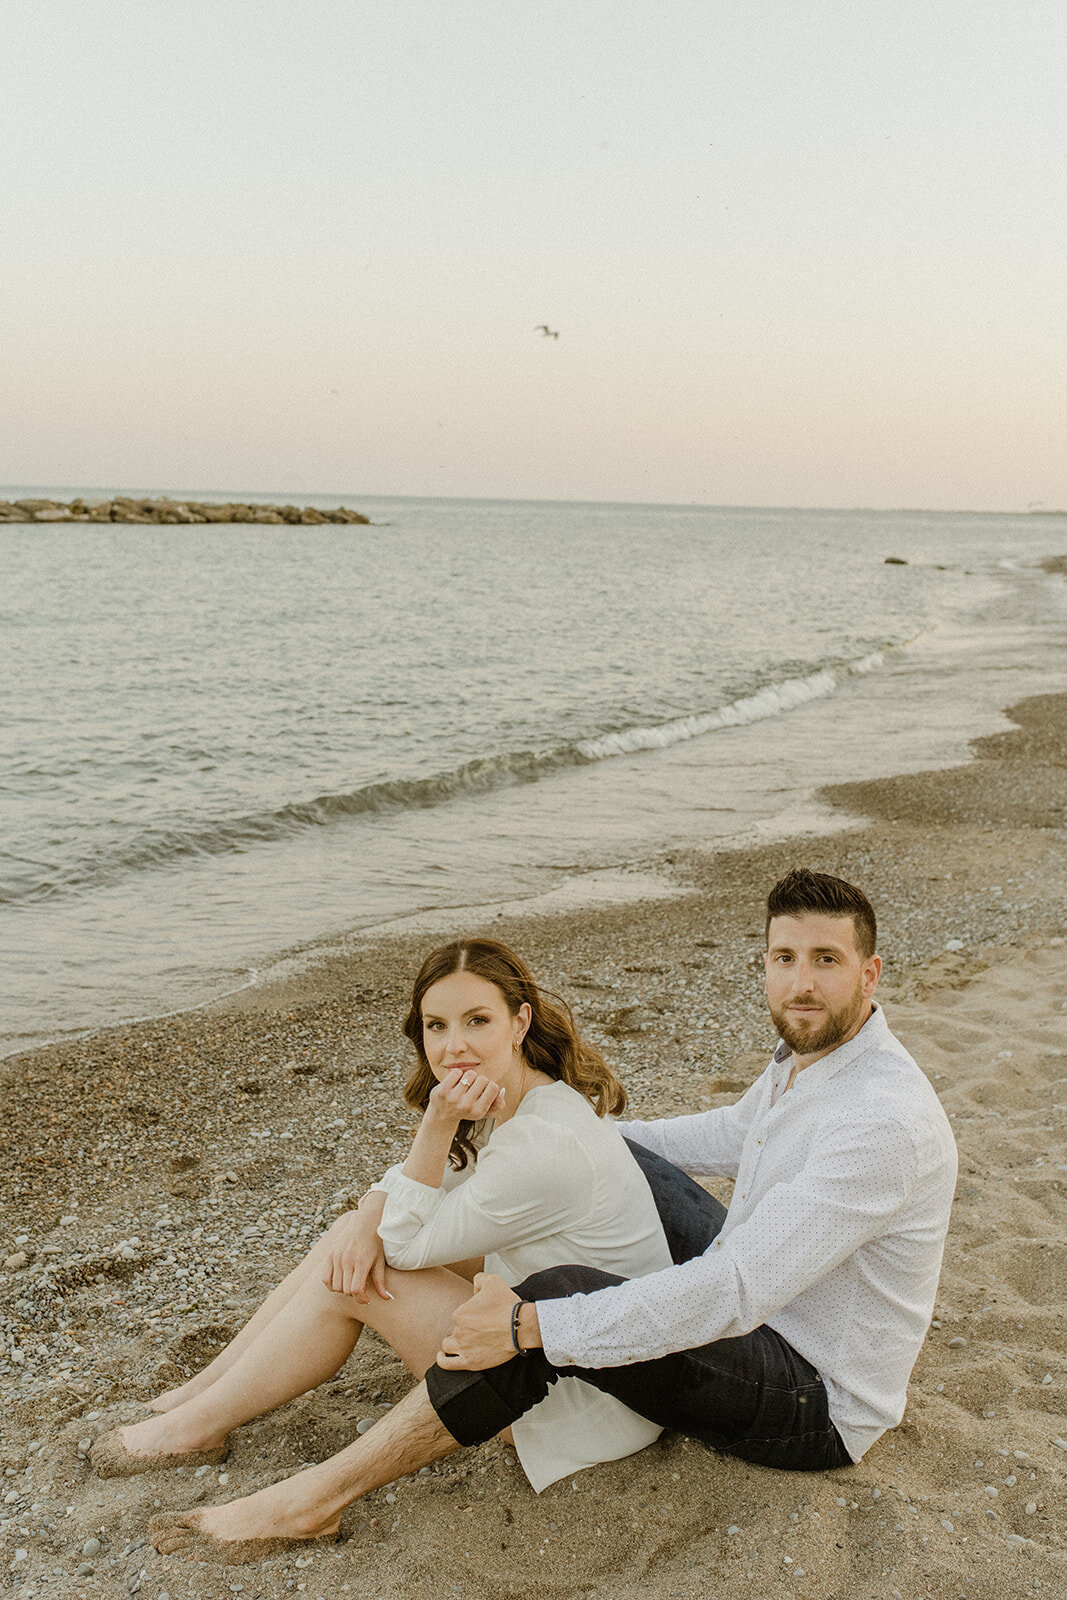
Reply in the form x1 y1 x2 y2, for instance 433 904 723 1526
2 1 1065 510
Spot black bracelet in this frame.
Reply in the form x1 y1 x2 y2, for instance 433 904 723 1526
510 1299 529 1356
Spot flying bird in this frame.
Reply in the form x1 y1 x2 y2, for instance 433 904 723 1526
534 324 560 339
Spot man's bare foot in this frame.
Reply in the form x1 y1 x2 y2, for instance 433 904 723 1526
91 1415 229 1479
150 1477 342 1565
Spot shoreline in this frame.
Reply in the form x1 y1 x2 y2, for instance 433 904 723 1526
1 693 1065 1598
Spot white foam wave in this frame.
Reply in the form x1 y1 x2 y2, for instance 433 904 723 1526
576 654 883 762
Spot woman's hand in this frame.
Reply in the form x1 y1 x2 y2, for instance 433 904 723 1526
426 1066 505 1127
321 1196 393 1303
401 1068 504 1190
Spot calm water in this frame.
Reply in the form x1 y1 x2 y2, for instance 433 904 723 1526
3 491 1066 1055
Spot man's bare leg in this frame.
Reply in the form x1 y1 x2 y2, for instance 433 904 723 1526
150 1379 459 1563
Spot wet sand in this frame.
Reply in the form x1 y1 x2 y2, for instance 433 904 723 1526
2 692 1065 1599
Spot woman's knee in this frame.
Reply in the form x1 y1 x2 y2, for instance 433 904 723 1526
295 1218 342 1269
323 1211 358 1244
310 1211 362 1266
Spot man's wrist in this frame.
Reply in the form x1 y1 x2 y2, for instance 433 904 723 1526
515 1301 543 1352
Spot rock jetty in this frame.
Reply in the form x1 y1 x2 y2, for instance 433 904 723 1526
0 496 369 525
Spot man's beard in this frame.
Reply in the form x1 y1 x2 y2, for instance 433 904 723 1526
769 981 867 1057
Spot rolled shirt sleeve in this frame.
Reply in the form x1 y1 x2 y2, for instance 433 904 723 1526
616 1077 762 1177
538 1114 919 1368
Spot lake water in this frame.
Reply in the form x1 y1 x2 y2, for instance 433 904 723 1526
2 490 1066 1055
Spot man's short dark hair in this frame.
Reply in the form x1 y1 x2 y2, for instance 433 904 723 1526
765 868 877 959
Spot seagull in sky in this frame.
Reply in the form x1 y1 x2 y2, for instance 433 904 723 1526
534 324 560 339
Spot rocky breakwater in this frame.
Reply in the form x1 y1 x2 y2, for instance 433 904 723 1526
0 496 370 525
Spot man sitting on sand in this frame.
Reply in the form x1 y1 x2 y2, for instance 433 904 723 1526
152 867 957 1563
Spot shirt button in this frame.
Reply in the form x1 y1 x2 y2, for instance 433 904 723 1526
741 1192 747 1200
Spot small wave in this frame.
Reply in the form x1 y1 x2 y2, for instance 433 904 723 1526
0 747 588 904
2 650 888 905
577 653 882 759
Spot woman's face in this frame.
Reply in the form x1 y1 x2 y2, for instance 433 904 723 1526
420 971 529 1082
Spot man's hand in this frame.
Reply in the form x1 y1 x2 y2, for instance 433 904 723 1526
437 1271 541 1370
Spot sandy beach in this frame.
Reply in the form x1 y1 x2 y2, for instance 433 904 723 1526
2 691 1065 1600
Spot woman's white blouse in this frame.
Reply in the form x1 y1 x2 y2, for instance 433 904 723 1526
373 1079 672 1491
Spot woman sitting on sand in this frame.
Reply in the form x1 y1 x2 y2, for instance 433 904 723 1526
92 938 672 1510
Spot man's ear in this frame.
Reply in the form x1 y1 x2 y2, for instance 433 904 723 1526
863 954 883 999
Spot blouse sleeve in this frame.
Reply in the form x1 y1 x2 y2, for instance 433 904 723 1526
377 1113 593 1270
538 1113 919 1366
370 1160 468 1197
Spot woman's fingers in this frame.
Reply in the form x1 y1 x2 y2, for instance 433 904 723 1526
370 1253 392 1301
322 1250 358 1295
432 1068 503 1119
317 1205 395 1300
321 1243 393 1303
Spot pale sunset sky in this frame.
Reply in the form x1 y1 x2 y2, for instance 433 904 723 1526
2 1 1065 510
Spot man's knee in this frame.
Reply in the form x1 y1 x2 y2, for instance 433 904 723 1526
425 1355 551 1447
514 1265 626 1301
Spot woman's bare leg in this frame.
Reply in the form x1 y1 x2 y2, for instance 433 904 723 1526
151 1227 485 1415
150 1220 353 1412
106 1264 473 1462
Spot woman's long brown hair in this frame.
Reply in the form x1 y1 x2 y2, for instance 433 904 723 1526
402 938 626 1170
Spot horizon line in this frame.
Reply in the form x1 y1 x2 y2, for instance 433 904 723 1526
2 483 1063 519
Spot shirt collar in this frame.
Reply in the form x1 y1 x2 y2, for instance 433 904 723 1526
771 1002 889 1088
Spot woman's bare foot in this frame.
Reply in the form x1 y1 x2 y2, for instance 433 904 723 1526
91 1414 230 1478
150 1475 342 1564
149 1374 212 1413
122 1409 228 1456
